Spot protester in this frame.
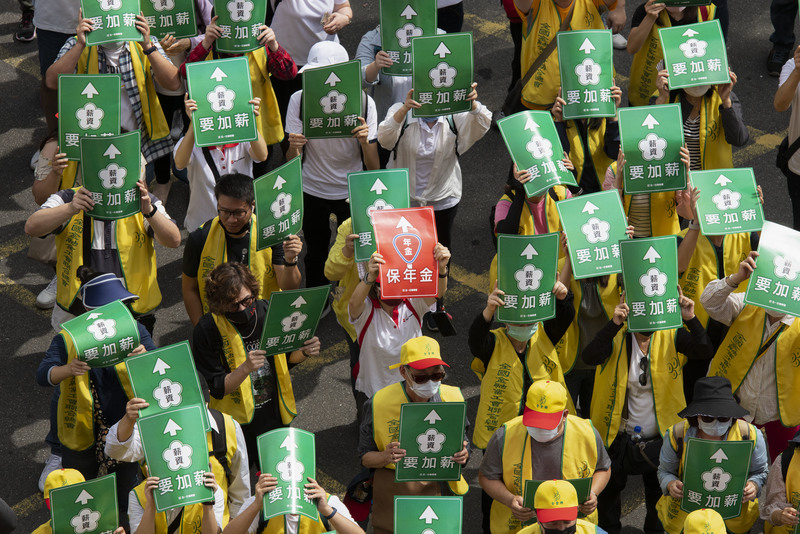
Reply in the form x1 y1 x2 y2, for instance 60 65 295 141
683 509 727 534
774 45 800 229
760 428 800 533
130 473 222 534
516 479 609 534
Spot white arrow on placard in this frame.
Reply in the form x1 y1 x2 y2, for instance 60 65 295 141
163 419 182 437
400 5 417 19
153 358 171 376
714 174 732 187
81 83 99 99
86 312 102 320
324 72 341 87
433 42 451 59
273 175 286 190
643 247 661 263
75 490 94 505
582 201 600 215
419 506 439 524
710 449 729 463
642 114 660 130
423 409 442 425
396 216 414 233
280 435 298 451
524 117 540 131
291 296 307 309
210 67 227 82
579 38 596 54
103 144 121 160
520 244 538 259
682 28 699 37
370 178 388 195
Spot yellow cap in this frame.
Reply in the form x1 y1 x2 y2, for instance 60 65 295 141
523 380 567 429
44 468 85 507
683 509 726 534
389 336 450 370
533 480 579 523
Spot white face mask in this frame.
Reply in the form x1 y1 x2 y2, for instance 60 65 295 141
526 417 562 442
698 419 731 437
684 85 711 97
409 380 441 399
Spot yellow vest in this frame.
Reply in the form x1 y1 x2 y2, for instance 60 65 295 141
207 411 239 524
491 414 599 534
678 230 750 328
672 91 732 170
54 189 161 315
32 522 52 534
210 313 296 425
197 216 280 315
656 420 759 534
517 0 605 109
372 381 469 495
590 328 686 446
57 332 134 451
628 6 717 107
565 120 615 191
708 305 800 426
557 274 620 374
766 447 800 534
133 482 205 533
472 327 568 449
260 506 330 534
518 518 602 534
622 192 679 237
77 42 170 142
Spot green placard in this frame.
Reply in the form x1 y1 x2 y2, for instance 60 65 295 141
394 496 463 534
50 473 118 534
659 20 730 90
61 300 141 368
141 0 198 39
257 428 317 521
557 30 615 120
690 169 764 236
618 104 687 194
186 57 258 148
126 341 210 432
497 233 559 324
212 0 266 53
411 32 474 117
80 131 142 220
81 0 142 46
556 191 629 279
138 406 214 512
743 221 800 317
348 169 411 262
254 157 303 250
396 401 466 482
498 110 578 197
302 60 363 139
58 74 122 161
620 236 682 332
379 0 437 76
522 478 592 523
680 438 754 519
259 286 330 356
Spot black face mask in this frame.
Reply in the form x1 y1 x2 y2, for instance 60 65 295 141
225 302 257 325
542 524 577 534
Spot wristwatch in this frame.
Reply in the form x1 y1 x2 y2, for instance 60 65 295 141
143 45 158 55
143 205 158 218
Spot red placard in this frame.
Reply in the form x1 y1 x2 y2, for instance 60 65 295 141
372 207 439 299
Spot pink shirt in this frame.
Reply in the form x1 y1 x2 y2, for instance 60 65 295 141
494 188 573 234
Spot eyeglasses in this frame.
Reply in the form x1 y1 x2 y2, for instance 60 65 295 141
638 356 649 387
699 416 731 423
218 207 251 219
407 371 446 384
232 294 256 310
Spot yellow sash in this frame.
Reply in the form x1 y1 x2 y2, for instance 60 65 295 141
656 420 759 534
590 328 686 446
207 411 238 524
672 90 732 170
77 42 169 141
133 482 205 533
471 327 568 449
210 313 296 425
565 120 615 190
678 230 750 328
372 382 469 495
197 216 279 315
766 448 800 534
60 161 81 191
518 518 602 534
490 415 599 533
708 305 800 426
57 332 134 451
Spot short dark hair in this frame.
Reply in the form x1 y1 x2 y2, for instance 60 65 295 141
215 173 255 204
204 262 260 315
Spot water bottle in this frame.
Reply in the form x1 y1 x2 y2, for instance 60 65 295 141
632 425 643 443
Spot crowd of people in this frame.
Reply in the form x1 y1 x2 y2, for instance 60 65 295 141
10 0 800 533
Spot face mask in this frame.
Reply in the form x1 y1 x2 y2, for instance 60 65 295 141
100 41 125 54
409 379 441 399
684 85 711 97
421 117 439 126
507 323 539 342
665 6 686 14
225 302 256 324
698 419 731 437
527 423 560 443
542 524 577 534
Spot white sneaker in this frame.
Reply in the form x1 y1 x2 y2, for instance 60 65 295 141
38 453 62 492
612 32 628 50
36 276 58 310
30 149 40 171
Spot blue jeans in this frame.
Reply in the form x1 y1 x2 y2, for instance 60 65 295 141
771 0 798 48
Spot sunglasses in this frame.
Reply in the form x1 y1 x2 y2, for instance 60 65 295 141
699 416 731 423
638 356 648 387
233 294 256 309
407 371 446 384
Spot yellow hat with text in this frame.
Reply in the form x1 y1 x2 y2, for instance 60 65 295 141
683 509 726 534
534 480 579 523
390 336 450 370
523 380 567 429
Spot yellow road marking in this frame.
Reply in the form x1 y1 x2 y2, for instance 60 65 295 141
0 43 40 79
0 235 29 258
464 13 509 42
11 493 42 520
316 468 347 497
734 125 785 167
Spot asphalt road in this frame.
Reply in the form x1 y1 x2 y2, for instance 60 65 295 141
0 0 794 532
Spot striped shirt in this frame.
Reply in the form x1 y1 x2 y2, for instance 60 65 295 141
684 113 701 170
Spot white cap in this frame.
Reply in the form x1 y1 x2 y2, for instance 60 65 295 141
299 41 349 72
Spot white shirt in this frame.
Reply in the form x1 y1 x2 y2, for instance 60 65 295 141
128 482 225 533
175 136 258 231
285 90 378 200
779 58 800 174
350 297 434 397
271 0 348 66
33 0 79 35
411 118 458 211
625 338 659 439
105 408 252 519
240 494 352 533
701 277 795 424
